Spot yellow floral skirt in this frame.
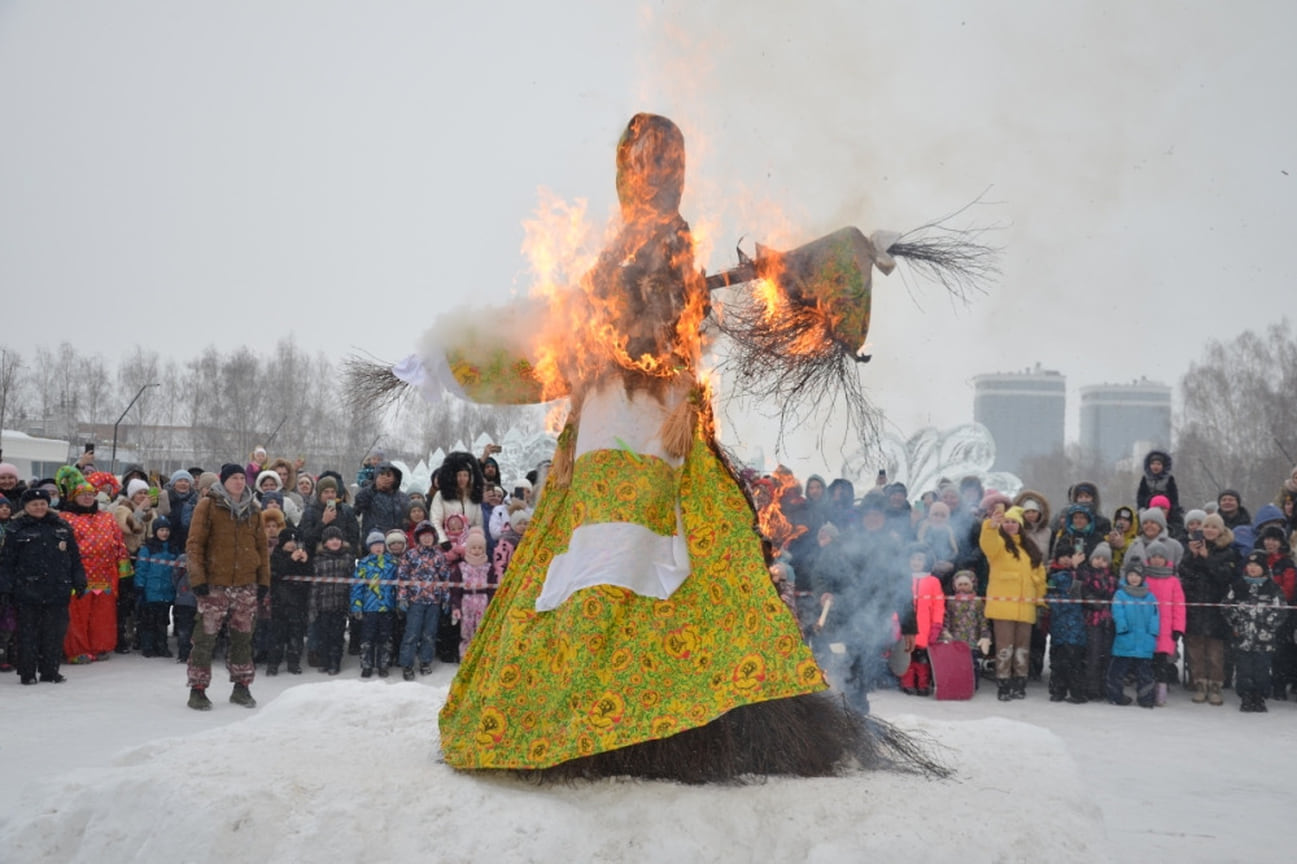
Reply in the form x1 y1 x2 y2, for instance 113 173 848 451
438 435 826 770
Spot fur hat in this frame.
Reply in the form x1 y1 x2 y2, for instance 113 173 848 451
981 491 1013 514
366 530 386 548
219 463 245 484
126 478 150 499
1090 542 1113 564
255 470 283 491
1139 507 1167 530
385 529 408 548
260 508 286 532
509 508 533 531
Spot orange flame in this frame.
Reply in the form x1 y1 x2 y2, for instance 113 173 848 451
754 469 808 551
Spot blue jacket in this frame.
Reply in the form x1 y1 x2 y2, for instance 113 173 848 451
1111 585 1160 658
351 553 397 613
134 541 178 604
1045 567 1086 646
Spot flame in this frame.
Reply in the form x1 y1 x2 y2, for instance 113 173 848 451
754 469 808 551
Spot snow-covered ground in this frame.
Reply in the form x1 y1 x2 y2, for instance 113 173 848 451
1 656 1292 863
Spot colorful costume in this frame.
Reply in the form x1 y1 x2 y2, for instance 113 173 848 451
56 468 131 661
378 113 970 779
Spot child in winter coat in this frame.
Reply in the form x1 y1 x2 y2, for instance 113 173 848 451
134 516 178 658
397 520 452 679
351 530 401 677
1141 539 1186 706
451 527 497 661
311 526 355 675
1079 542 1119 701
1046 544 1088 703
1108 565 1160 707
899 546 944 696
267 526 313 675
1256 524 1297 699
941 569 990 689
1223 551 1288 712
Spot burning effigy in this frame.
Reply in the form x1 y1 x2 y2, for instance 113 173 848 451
352 113 991 782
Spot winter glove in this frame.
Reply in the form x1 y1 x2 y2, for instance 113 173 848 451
977 637 992 656
193 584 210 597
258 585 269 602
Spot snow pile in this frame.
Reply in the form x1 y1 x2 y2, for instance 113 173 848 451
0 682 1103 863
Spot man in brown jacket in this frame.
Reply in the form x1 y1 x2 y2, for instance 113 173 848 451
184 463 270 710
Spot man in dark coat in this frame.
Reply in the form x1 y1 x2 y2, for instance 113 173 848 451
353 462 409 538
0 489 86 684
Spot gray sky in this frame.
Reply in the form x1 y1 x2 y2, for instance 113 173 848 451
2 1 1293 475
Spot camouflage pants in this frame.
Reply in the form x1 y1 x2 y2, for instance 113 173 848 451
188 585 258 689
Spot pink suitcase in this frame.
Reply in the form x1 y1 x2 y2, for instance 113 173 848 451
928 640 975 700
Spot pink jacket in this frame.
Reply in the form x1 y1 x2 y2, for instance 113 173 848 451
1145 570 1186 654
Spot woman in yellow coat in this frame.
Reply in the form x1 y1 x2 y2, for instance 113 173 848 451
980 504 1046 702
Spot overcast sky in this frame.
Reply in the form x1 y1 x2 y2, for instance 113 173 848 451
2 1 1293 473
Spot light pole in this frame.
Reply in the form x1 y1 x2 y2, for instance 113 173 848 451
111 383 159 475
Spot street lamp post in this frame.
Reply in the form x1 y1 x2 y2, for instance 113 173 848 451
111 383 159 475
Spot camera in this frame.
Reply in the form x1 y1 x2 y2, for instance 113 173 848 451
1189 529 1204 543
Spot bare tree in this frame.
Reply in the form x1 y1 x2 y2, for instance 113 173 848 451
0 347 25 459
1176 320 1297 511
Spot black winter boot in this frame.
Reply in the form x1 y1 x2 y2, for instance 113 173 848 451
230 683 256 708
1011 676 1027 699
403 666 415 682
188 687 212 711
996 679 1012 702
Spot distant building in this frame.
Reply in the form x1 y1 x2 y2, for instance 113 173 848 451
972 365 1066 477
1079 379 1172 466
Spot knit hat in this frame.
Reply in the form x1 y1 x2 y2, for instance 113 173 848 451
278 526 301 546
1002 506 1026 526
0 493 10 510
385 529 407 548
20 488 50 505
1090 542 1113 564
126 478 150 499
366 530 386 548
1149 494 1171 511
412 519 437 539
1244 550 1269 573
1139 507 1167 530
260 489 284 508
170 469 193 486
1020 498 1042 514
316 475 339 494
952 570 975 591
0 462 18 479
196 472 219 493
1144 539 1170 562
321 525 344 543
1184 509 1207 527
219 463 245 484
1253 504 1285 530
153 515 171 531
509 508 533 530
1218 489 1242 505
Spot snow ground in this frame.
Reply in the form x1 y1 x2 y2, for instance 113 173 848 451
0 656 1292 864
